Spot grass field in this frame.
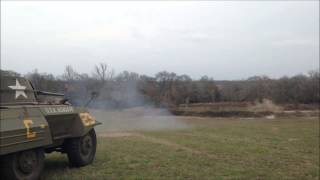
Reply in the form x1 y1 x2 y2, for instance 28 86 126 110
41 116 319 180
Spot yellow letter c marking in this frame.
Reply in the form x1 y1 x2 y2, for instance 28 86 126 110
23 119 37 138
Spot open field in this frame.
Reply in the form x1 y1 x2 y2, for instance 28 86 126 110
42 114 319 180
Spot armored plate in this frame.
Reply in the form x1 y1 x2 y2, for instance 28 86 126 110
0 76 37 105
0 107 52 155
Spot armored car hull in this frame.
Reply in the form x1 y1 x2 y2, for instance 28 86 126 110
0 76 101 180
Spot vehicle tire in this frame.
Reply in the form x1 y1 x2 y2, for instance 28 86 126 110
0 148 44 180
65 129 97 167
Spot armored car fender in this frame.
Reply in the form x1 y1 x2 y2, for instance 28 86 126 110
40 106 101 139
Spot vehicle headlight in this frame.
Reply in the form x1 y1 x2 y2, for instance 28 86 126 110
79 113 96 126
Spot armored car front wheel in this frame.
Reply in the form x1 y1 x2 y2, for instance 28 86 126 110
0 148 44 180
65 129 97 167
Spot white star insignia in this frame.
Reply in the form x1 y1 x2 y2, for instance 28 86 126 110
8 79 28 99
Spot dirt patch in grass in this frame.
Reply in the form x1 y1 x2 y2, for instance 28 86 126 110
99 132 216 159
172 102 318 118
170 109 274 117
99 132 137 138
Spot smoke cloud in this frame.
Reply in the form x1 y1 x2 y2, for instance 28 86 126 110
91 107 190 133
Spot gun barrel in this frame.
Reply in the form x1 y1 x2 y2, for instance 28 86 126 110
36 91 64 97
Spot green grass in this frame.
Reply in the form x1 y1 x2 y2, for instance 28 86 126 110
42 117 319 180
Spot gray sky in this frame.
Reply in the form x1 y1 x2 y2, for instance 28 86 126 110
1 1 319 80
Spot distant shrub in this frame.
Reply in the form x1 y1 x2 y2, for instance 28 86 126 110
248 99 282 112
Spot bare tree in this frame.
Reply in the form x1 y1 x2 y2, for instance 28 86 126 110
93 63 114 82
62 65 79 81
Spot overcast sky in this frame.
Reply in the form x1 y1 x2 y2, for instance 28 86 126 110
1 1 319 80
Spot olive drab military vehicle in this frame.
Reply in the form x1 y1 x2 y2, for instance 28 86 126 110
0 76 101 180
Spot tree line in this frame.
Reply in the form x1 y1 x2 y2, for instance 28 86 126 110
1 64 319 109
